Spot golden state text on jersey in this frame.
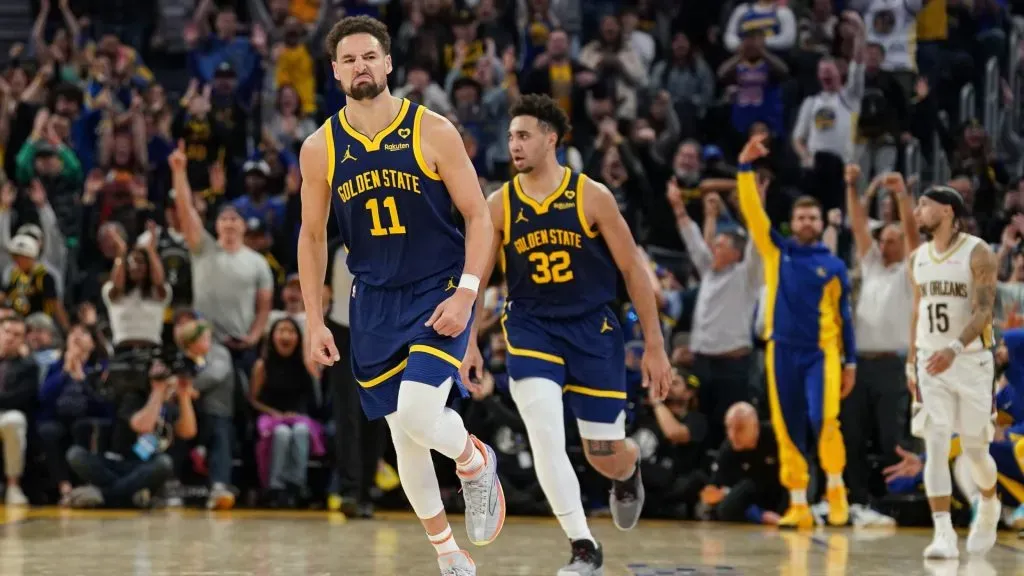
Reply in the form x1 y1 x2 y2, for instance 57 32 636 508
325 99 464 287
501 168 618 318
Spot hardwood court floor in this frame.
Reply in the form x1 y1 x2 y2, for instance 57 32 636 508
1 507 1024 575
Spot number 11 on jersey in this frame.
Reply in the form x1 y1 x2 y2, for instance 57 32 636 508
366 196 406 236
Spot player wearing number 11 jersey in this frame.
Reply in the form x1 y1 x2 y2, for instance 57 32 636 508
462 95 672 576
297 16 504 576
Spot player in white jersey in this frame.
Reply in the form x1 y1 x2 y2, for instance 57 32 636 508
908 185 999 559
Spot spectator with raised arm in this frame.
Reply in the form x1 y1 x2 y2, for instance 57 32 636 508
792 11 866 211
168 141 272 378
667 179 761 448
718 28 789 143
579 14 649 120
102 221 169 351
841 166 917 527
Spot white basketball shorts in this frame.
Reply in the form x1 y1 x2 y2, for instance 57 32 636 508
912 350 995 440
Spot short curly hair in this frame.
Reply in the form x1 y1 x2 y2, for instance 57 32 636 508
509 94 572 144
324 15 391 61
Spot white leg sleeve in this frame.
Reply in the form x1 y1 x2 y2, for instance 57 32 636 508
394 378 470 460
923 429 953 498
509 378 586 520
952 455 980 503
960 435 998 492
385 413 445 520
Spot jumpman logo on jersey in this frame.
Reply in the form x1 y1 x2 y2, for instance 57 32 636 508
515 209 529 224
600 318 613 333
445 277 457 292
341 145 357 164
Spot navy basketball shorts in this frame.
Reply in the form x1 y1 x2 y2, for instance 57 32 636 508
349 270 471 420
501 304 627 438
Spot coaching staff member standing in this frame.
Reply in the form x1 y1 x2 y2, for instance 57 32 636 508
737 134 856 529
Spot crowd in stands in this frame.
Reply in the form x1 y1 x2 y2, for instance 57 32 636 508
3 0 1024 531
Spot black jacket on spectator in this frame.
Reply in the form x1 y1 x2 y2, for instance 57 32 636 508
109 388 179 461
520 61 594 149
0 354 41 414
710 422 785 510
860 69 909 140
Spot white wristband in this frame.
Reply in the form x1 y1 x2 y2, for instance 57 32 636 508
947 340 965 355
905 362 916 381
458 273 481 294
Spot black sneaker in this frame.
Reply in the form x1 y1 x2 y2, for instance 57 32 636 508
557 539 603 576
610 463 645 531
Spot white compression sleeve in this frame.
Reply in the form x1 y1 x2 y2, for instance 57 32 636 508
510 377 594 543
923 430 953 498
385 413 445 520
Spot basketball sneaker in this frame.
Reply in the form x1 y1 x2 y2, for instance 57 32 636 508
438 550 476 575
610 461 644 531
557 539 604 576
967 495 1000 554
924 524 960 559
458 436 506 546
778 504 815 529
826 486 849 526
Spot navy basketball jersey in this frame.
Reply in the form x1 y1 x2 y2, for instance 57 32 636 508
502 168 617 318
325 99 464 287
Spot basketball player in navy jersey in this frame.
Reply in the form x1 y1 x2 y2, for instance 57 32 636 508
297 16 503 575
462 94 673 575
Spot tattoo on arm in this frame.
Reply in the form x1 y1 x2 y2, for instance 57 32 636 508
585 440 616 457
957 243 998 346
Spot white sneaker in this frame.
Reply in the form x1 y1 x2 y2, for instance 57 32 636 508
4 485 27 506
457 436 505 546
207 483 235 510
967 496 1000 555
850 503 897 527
438 550 476 575
924 525 960 560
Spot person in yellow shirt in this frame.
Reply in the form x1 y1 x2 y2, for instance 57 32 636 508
916 0 947 84
274 21 316 117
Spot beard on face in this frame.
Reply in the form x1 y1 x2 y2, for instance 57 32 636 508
345 75 387 100
793 227 819 242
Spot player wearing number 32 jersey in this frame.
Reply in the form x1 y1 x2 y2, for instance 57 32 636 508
462 95 672 576
296 16 504 576
908 186 999 560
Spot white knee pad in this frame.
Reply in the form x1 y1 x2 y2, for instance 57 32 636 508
960 436 998 491
394 378 468 460
385 414 444 520
923 429 953 498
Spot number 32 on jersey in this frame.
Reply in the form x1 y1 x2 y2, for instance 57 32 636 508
529 251 573 284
